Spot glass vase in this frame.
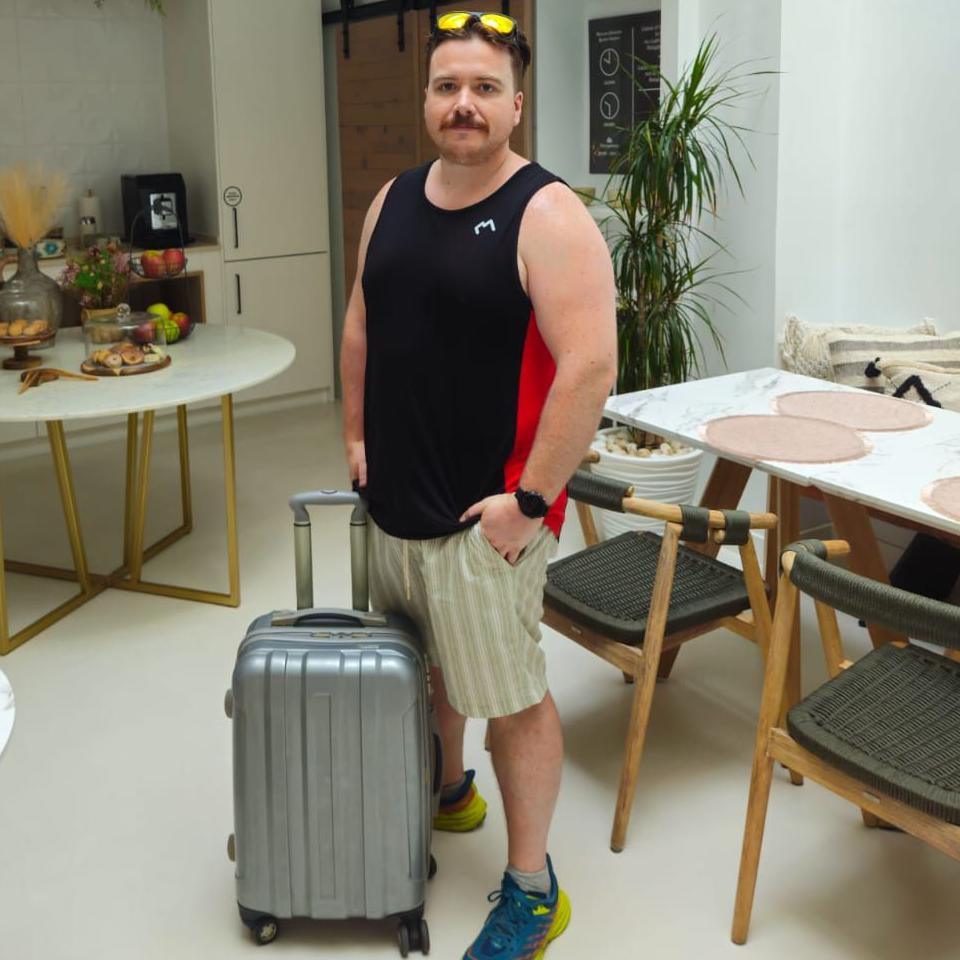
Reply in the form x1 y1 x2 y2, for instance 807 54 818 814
0 246 63 348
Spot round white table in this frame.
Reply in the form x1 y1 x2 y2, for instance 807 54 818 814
0 325 294 420
0 325 295 654
0 668 13 755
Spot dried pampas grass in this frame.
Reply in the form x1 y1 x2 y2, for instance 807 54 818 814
0 164 68 249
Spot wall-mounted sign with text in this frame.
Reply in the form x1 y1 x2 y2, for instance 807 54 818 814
589 11 661 174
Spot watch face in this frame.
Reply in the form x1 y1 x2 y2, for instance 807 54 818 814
517 489 548 518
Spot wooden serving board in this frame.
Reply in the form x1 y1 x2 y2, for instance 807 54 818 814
81 354 171 377
0 329 56 348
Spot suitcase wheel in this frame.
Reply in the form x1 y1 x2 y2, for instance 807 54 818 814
253 916 278 946
397 917 430 956
227 834 236 862
224 689 234 719
397 923 410 957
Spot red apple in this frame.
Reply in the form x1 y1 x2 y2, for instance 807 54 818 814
140 250 166 278
133 320 155 344
171 311 191 339
163 248 186 275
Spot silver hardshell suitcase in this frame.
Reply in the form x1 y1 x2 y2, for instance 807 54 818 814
225 490 439 954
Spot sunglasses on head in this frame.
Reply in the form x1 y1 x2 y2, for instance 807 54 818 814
435 11 518 37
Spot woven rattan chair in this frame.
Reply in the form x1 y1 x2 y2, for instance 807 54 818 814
732 538 960 944
543 466 778 852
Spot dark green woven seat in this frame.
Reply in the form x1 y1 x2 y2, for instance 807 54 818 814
788 643 960 824
544 530 751 646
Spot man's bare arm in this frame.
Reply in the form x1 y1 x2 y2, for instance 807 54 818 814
518 183 618 502
340 178 394 486
461 182 616 562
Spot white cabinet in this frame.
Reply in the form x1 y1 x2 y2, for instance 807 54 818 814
163 0 335 408
209 0 329 262
224 253 333 402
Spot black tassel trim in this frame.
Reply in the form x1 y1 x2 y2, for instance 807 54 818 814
892 374 942 408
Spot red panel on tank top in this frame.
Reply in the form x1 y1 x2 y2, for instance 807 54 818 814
504 311 566 539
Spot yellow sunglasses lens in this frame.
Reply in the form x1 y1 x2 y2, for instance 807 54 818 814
436 12 516 35
478 14 515 34
437 12 471 30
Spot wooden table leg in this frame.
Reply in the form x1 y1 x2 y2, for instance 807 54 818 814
778 481 804 786
658 458 753 681
764 476 780 605
823 494 907 647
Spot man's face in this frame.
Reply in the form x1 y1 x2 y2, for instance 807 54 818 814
424 36 523 165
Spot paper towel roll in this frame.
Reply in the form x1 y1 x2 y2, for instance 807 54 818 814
77 191 101 229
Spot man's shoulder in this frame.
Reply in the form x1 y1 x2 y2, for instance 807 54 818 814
521 175 595 238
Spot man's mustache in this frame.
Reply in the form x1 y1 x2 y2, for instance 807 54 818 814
443 116 486 130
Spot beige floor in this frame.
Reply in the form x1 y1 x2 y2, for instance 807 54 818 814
1 400 958 960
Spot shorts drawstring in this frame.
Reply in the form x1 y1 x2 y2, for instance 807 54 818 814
402 538 412 602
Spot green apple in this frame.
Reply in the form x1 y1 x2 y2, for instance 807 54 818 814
155 316 180 344
147 302 171 322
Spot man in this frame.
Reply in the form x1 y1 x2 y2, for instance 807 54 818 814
340 11 616 958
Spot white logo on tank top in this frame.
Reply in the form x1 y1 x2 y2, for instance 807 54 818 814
474 219 496 235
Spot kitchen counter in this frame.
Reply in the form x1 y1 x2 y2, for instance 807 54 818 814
2 235 222 272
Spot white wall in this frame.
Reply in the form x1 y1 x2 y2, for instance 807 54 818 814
323 23 345 397
776 0 960 333
535 0 781 375
696 0 782 375
0 0 169 237
534 0 662 191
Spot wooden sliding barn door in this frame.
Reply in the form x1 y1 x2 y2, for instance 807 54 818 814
337 13 422 295
336 1 535 294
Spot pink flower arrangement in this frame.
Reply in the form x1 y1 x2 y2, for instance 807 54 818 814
59 242 131 309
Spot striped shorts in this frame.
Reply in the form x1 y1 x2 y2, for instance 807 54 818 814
367 518 558 719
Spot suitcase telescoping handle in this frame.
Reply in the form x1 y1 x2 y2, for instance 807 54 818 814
289 489 368 611
270 608 387 629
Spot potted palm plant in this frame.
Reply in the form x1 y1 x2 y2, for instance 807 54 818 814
591 34 764 538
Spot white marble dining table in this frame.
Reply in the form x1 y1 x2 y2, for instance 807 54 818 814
605 367 960 652
605 367 960 540
0 325 295 654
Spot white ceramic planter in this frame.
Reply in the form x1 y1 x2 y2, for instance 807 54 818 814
588 427 704 538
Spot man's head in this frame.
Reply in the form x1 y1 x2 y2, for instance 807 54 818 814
424 12 532 165
425 12 531 91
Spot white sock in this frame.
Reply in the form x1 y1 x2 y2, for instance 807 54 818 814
506 863 551 896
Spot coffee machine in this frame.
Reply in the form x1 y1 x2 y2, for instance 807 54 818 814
121 173 193 247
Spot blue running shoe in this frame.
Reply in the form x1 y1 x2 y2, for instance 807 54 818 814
463 855 570 959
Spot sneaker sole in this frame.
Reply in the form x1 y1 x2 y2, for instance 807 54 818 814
533 889 571 959
432 809 487 832
433 795 488 832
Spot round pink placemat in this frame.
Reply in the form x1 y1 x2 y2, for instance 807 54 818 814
922 478 960 521
773 390 932 431
701 414 870 463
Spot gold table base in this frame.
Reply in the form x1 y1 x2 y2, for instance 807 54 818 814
0 395 240 656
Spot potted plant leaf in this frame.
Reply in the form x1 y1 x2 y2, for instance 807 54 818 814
591 34 766 538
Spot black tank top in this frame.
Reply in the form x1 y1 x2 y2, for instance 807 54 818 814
361 160 568 540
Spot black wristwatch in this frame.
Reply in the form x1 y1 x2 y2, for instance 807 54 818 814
514 487 550 519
